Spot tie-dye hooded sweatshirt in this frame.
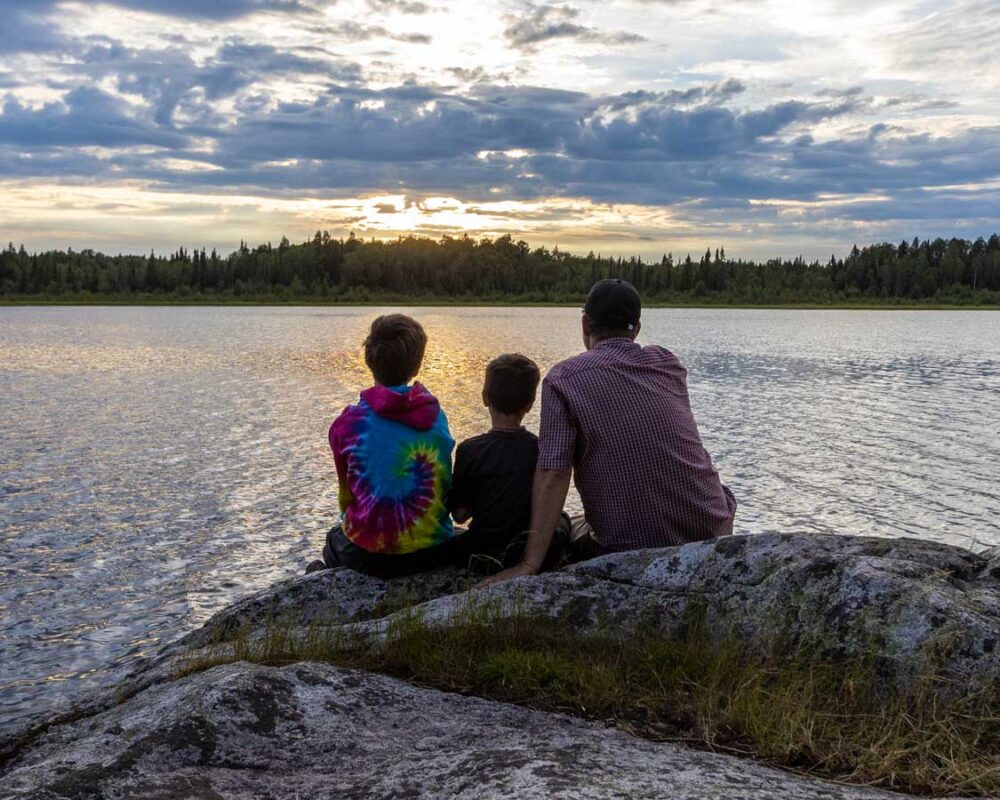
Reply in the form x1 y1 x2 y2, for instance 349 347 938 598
329 383 455 554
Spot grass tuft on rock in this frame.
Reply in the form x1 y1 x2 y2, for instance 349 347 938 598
176 599 999 797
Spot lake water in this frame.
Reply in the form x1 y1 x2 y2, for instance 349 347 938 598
2 306 999 729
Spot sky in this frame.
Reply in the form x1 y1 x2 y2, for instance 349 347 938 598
1 0 998 260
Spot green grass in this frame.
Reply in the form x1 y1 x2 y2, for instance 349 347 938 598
175 601 999 797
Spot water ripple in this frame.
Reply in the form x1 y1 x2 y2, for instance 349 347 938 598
1 306 998 729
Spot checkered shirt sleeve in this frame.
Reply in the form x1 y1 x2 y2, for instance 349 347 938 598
537 378 576 471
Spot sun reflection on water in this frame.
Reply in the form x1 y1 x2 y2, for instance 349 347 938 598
1 305 998 730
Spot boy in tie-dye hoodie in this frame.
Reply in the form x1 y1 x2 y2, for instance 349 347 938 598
312 314 459 577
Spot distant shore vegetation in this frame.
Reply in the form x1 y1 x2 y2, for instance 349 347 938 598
3 232 1000 307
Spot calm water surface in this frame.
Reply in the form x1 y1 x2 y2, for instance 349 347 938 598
1 306 999 728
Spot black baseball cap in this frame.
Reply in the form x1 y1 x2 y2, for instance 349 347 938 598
584 278 641 331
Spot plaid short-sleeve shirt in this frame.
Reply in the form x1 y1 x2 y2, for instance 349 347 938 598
538 337 736 552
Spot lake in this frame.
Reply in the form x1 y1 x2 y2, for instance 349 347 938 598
1 306 999 729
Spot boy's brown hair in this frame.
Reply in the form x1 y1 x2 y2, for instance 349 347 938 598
484 353 540 415
364 314 427 386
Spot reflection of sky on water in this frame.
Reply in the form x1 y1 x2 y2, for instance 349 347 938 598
1 306 998 729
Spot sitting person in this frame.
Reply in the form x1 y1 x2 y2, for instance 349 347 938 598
309 314 459 578
448 354 568 574
480 278 737 587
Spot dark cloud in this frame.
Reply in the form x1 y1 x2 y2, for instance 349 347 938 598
74 38 362 127
26 0 316 19
0 0 316 56
603 79 745 111
9 74 997 227
817 86 864 98
880 95 961 112
504 3 645 50
0 87 188 148
1 0 997 242
4 52 998 242
367 0 432 13
308 21 432 43
0 5 68 54
109 0 314 17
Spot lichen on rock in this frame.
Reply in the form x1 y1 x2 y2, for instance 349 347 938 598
2 532 997 799
0 661 944 800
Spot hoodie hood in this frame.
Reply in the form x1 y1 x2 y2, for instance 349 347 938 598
360 382 440 432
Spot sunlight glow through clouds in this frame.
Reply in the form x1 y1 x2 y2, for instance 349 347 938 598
0 0 998 257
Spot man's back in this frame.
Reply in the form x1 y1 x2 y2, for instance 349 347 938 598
538 337 735 551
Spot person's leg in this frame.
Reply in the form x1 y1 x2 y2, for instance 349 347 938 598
565 515 606 563
324 524 406 576
540 512 573 571
322 525 347 568
331 525 464 578
405 536 468 574
449 531 507 576
303 525 345 574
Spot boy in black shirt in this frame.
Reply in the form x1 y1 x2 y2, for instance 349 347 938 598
449 354 568 574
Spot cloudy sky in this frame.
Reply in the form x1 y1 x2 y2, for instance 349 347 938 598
1 0 998 259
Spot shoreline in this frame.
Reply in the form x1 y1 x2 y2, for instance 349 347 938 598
3 298 999 310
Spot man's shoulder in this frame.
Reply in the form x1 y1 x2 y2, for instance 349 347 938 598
642 343 681 364
547 343 678 384
546 349 602 383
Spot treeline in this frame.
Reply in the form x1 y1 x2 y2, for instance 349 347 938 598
2 232 1000 305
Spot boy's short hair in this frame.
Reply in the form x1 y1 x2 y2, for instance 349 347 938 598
364 314 427 386
484 354 540 415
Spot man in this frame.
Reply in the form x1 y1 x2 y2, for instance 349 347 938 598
481 278 736 587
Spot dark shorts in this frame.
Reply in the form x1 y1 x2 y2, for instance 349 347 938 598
565 515 609 562
322 526 460 579
454 513 573 576
322 513 603 579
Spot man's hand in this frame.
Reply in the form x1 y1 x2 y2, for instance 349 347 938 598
475 561 536 589
475 469 573 590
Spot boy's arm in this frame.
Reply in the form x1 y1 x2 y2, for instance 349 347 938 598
329 414 355 514
448 441 472 524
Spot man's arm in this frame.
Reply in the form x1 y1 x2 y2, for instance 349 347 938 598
477 467 571 587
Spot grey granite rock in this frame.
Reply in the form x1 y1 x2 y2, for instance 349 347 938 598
3 533 995 799
0 661 940 800
179 565 473 650
342 533 998 698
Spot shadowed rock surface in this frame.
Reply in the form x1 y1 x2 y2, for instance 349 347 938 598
179 565 473 649
347 533 999 697
0 661 947 800
2 533 996 799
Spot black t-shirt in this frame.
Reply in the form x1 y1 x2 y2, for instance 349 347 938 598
449 428 538 564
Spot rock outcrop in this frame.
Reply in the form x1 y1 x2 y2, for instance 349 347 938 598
2 533 996 799
191 532 998 697
0 661 947 800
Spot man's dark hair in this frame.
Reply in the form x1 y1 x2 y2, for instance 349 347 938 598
584 278 641 340
364 314 427 386
484 353 540 415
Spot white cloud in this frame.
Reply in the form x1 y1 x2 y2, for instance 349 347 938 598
0 0 998 256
